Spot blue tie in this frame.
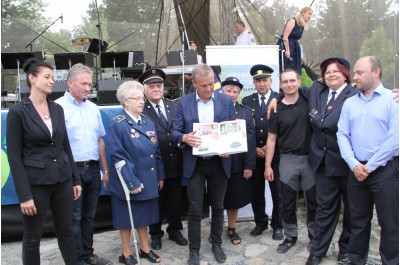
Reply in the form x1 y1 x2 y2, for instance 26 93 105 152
156 104 169 128
260 96 266 114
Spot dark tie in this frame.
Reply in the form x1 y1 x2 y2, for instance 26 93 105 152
326 91 336 111
260 96 266 114
137 120 142 126
156 104 169 128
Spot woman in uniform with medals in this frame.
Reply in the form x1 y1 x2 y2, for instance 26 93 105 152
107 81 165 264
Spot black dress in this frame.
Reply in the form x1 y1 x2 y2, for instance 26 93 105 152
224 103 256 209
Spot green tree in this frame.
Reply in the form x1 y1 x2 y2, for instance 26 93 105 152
359 26 396 87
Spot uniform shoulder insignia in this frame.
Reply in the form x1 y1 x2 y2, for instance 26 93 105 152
164 98 175 103
239 103 252 111
113 114 126 123
140 113 150 119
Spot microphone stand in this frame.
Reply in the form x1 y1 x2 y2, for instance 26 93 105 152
176 0 190 96
25 16 63 52
94 0 104 87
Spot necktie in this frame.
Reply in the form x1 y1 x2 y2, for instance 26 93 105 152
260 96 266 114
156 104 169 128
326 91 336 111
137 120 142 126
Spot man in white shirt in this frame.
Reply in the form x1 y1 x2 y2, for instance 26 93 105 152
234 20 256 45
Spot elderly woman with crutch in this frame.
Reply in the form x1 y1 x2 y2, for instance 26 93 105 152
107 81 165 264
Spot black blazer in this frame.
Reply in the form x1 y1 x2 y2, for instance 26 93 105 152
242 91 278 148
301 81 358 176
231 103 256 174
143 98 183 179
6 97 80 203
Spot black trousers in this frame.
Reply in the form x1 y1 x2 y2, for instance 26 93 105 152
149 177 184 238
347 158 399 265
22 178 76 265
310 164 351 257
251 157 283 229
187 157 228 252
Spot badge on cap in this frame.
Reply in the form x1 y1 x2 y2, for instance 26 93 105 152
152 69 156 74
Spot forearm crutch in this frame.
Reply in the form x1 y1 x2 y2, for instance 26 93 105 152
115 160 141 265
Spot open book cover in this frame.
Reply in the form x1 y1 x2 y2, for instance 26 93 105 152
193 119 247 156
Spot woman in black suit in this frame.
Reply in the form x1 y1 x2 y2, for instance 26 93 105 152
6 58 82 265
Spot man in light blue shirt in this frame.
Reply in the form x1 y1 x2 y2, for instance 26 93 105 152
55 64 110 265
337 56 399 265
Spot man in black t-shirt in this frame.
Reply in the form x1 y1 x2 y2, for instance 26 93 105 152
264 68 316 254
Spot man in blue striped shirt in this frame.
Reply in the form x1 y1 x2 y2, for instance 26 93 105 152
337 56 399 265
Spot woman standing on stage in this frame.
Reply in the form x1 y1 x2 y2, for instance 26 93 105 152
278 6 313 75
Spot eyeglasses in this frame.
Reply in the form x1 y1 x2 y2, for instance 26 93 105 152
125 96 146 101
324 70 341 76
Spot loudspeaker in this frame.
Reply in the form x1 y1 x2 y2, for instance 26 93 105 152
20 81 68 101
97 80 124 105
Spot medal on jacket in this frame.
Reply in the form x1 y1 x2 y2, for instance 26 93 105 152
146 131 155 137
151 137 157 144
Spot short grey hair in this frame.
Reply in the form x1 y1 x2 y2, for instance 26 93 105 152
116 81 144 107
67 63 93 81
192 64 214 83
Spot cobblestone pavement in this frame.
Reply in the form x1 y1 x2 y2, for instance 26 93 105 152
1 199 382 265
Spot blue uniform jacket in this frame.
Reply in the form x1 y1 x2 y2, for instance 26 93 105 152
107 111 165 201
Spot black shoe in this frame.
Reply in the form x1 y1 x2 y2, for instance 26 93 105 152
306 254 321 265
119 253 137 265
250 225 268 236
169 231 188 246
338 253 351 264
139 249 160 263
151 236 162 250
277 237 297 253
211 245 226 263
188 251 200 265
85 254 112 265
272 228 283 240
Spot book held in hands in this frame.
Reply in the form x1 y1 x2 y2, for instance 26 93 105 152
193 119 247 156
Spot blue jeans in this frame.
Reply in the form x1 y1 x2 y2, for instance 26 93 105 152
72 163 101 263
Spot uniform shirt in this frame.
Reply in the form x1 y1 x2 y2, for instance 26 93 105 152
327 83 346 104
235 31 256 45
55 91 106 161
337 83 399 171
268 96 310 155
